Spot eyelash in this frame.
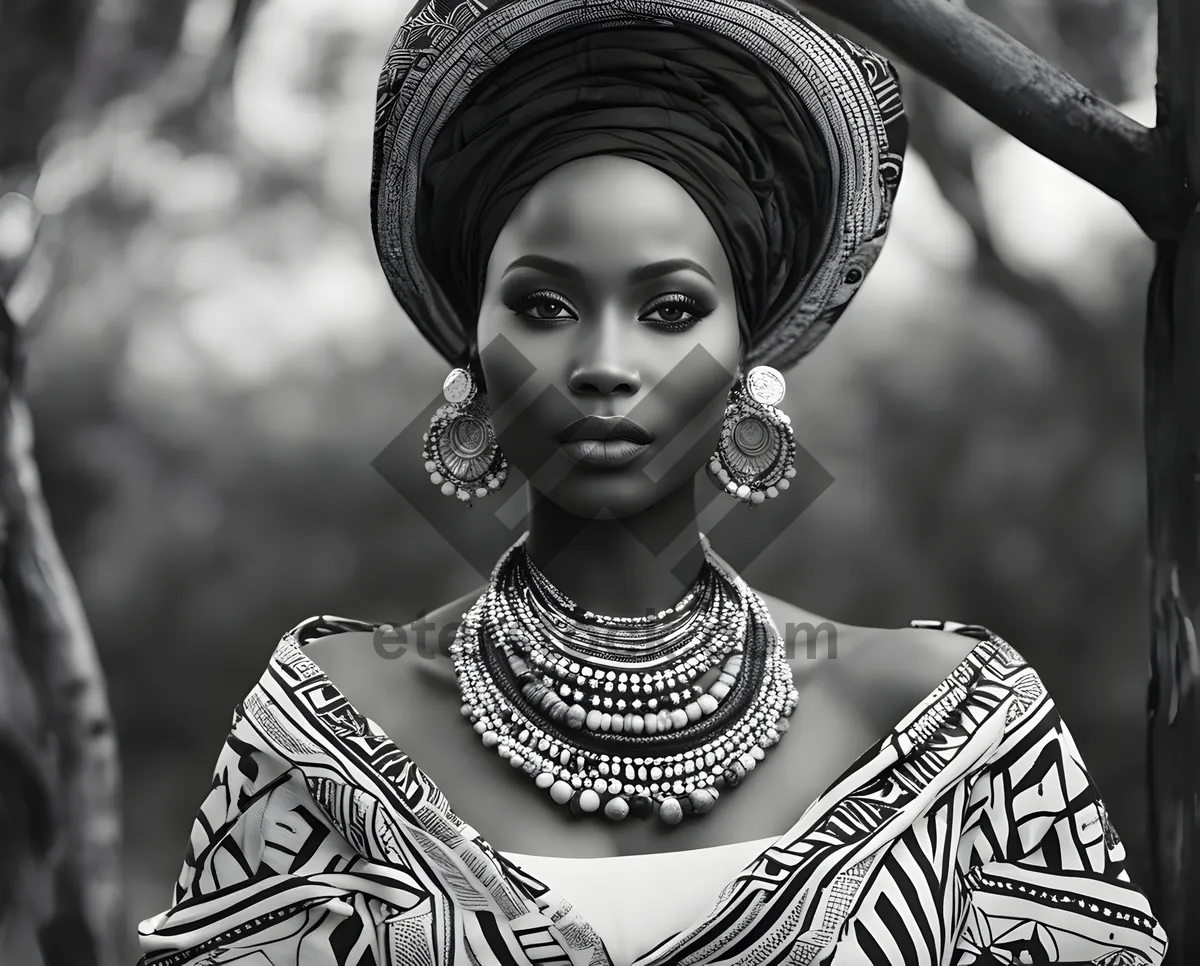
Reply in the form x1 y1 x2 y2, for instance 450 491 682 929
510 291 708 332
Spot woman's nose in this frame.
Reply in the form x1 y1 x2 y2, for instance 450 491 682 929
568 362 641 395
567 326 642 396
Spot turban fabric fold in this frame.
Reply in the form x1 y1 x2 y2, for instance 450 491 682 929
371 0 909 372
416 24 833 353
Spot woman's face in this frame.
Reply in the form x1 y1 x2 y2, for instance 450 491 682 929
475 154 742 519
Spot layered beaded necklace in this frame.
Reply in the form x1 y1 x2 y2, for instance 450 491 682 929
451 532 799 825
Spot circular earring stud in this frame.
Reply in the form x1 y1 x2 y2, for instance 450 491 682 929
442 367 475 404
745 365 786 407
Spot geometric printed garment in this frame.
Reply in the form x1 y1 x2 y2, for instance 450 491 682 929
136 615 1168 966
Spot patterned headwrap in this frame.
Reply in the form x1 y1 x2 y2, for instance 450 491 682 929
372 0 908 373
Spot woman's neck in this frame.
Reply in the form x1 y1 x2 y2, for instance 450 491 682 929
524 482 707 618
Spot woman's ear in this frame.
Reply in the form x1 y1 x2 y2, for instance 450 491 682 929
465 334 487 393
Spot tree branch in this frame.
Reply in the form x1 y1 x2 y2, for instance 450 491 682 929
786 0 1190 241
902 75 1135 406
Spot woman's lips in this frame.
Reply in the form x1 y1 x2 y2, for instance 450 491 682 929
560 438 650 468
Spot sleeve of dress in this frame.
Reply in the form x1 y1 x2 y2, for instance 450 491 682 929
951 659 1168 966
136 710 431 965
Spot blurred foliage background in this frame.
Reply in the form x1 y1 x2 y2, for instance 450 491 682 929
0 0 1162 959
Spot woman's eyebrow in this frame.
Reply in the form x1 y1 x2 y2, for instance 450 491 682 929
502 254 715 283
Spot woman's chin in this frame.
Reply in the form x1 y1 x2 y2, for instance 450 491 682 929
533 473 665 521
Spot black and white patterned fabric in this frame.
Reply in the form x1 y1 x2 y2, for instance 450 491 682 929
137 616 1167 965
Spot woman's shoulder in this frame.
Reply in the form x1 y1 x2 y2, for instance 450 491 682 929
298 585 487 693
755 588 985 675
849 620 994 692
757 590 1019 737
836 617 1048 744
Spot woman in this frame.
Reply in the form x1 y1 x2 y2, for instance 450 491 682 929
137 0 1167 963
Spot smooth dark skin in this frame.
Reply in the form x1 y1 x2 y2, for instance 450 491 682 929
308 156 980 857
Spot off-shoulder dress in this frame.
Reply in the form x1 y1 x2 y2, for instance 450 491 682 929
136 616 1167 965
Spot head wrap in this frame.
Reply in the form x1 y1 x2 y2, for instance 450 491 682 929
417 24 832 356
372 0 908 373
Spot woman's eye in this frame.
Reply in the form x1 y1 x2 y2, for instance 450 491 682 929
507 291 707 330
510 291 577 324
641 295 707 331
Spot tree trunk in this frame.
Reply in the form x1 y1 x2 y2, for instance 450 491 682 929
0 0 265 959
1145 0 1200 958
0 3 124 964
793 0 1199 958
0 299 125 966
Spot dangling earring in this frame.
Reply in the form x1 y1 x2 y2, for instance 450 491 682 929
706 365 797 504
423 367 509 504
